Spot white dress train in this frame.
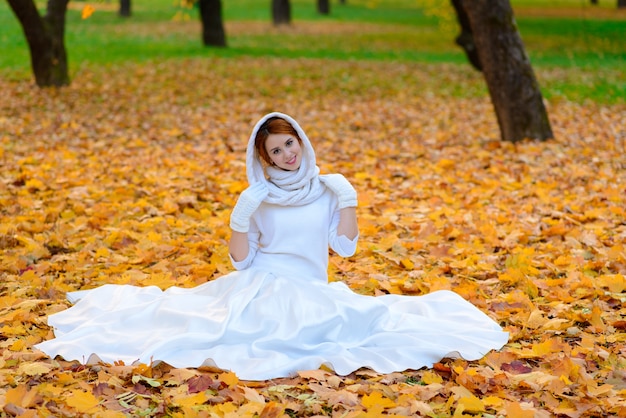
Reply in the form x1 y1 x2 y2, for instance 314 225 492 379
35 189 508 381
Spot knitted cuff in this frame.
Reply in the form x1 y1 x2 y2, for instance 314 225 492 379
338 196 358 209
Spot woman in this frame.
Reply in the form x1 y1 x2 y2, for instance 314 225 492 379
35 112 508 381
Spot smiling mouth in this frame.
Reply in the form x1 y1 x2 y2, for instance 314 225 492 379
286 156 297 165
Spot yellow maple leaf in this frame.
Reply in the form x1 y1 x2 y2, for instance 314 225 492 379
95 247 110 258
9 339 26 351
132 363 153 378
456 395 485 413
482 396 504 408
232 402 267 416
505 401 535 418
81 4 95 19
586 383 614 397
361 391 395 409
595 274 625 293
174 391 208 407
18 361 54 376
421 370 443 384
172 407 198 418
530 338 566 357
65 390 100 412
436 159 455 169
37 382 65 397
15 237 50 260
399 258 414 269
219 371 239 387
212 402 239 415
590 303 606 332
242 386 266 404
5 384 28 407
24 178 45 190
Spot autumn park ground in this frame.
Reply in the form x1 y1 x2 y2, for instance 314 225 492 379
1 0 625 416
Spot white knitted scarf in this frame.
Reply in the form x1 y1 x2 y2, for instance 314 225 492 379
246 112 325 206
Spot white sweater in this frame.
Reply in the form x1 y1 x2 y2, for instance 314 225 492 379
231 188 357 281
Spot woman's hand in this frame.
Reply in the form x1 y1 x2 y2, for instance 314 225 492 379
320 174 357 209
321 174 358 240
229 182 268 233
229 183 267 262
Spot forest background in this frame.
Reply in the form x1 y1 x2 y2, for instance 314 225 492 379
1 0 625 416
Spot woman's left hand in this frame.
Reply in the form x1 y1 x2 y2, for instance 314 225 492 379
320 174 357 209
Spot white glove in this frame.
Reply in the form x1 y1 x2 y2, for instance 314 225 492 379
320 174 357 209
230 183 269 233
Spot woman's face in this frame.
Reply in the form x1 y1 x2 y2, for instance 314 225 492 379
264 133 302 171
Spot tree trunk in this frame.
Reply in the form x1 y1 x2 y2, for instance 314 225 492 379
450 0 481 71
318 0 330 15
199 0 227 46
272 0 291 25
619 0 626 8
455 0 553 142
7 0 70 87
119 0 131 17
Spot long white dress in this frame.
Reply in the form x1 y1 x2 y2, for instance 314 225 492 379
35 188 508 381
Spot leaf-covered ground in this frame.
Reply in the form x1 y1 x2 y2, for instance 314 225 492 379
1 57 625 417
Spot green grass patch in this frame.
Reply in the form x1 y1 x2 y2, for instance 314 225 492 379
1 0 624 103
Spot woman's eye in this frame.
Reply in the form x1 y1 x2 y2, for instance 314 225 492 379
286 139 293 146
272 149 280 155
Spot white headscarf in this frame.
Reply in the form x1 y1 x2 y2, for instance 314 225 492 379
246 112 325 206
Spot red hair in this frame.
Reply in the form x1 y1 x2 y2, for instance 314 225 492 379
254 117 302 165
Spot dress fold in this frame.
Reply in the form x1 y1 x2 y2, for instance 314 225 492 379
36 268 507 380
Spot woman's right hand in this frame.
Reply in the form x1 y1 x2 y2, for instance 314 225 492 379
229 182 269 233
